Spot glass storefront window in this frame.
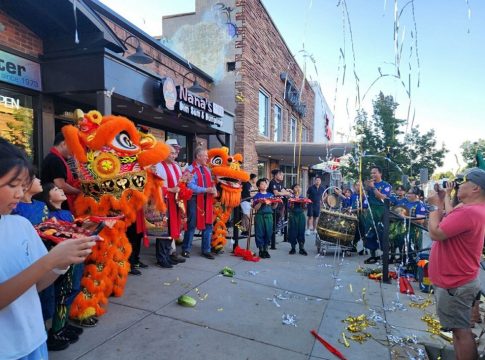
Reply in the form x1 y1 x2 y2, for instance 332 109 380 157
257 160 267 180
281 165 297 188
0 88 34 159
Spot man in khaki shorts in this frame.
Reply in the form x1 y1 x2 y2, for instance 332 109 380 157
427 168 485 360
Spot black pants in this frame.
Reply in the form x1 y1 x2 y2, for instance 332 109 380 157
127 222 142 265
156 238 172 265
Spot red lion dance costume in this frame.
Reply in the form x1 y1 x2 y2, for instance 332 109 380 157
63 110 169 321
207 147 249 252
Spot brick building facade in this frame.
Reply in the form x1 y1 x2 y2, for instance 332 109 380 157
234 0 315 174
0 10 43 57
163 0 315 182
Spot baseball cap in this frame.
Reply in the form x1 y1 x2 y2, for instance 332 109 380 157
458 167 485 189
166 138 181 149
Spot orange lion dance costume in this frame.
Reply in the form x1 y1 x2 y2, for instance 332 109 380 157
207 147 249 252
63 110 169 321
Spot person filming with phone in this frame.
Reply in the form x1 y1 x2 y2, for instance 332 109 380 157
428 168 485 360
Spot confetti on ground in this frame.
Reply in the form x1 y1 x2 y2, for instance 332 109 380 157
217 307 224 312
163 277 180 286
247 270 259 276
282 313 298 326
194 288 208 301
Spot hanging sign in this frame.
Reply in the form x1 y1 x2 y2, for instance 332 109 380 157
0 50 42 91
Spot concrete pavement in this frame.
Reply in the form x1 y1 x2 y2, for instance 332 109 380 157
50 233 484 360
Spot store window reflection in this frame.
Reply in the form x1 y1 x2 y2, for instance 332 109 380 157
257 160 267 179
0 89 34 159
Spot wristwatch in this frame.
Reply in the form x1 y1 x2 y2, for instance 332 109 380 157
427 205 439 212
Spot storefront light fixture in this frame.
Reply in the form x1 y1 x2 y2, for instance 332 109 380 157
183 71 205 94
123 35 153 65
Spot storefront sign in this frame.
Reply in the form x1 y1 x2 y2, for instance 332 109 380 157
0 50 42 91
280 72 307 118
160 77 224 127
0 95 20 110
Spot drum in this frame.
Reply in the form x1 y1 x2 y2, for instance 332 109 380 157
316 208 358 244
391 205 409 218
324 193 341 209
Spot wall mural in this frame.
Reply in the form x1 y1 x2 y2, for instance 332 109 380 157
164 2 236 82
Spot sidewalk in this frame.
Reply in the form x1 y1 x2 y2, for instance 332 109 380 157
50 233 483 360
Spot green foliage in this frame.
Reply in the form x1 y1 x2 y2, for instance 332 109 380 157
342 92 447 185
2 108 34 158
431 170 454 181
460 139 485 169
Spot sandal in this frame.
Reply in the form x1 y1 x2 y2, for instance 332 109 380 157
364 256 379 264
70 316 98 327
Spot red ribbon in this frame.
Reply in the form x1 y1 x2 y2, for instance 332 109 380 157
310 330 348 360
191 163 213 230
161 161 182 239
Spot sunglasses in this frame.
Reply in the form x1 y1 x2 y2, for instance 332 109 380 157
454 176 466 185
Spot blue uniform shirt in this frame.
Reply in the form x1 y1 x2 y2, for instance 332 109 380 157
253 192 274 214
405 200 427 217
48 209 75 223
367 181 391 207
350 193 369 209
12 200 49 225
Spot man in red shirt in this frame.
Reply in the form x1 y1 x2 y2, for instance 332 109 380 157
428 168 485 360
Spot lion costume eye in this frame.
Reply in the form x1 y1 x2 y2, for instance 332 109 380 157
111 131 139 152
211 156 223 166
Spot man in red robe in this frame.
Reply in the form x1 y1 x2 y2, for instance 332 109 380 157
181 147 217 259
154 144 189 267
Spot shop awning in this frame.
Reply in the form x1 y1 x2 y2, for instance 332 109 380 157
255 141 354 167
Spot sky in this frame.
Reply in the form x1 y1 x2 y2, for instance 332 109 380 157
99 0 485 174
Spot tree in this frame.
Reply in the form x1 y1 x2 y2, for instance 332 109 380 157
403 126 447 179
460 139 485 168
342 92 447 185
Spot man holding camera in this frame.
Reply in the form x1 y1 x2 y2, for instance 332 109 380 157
428 168 485 360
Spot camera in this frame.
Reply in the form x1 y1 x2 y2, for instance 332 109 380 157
442 180 448 188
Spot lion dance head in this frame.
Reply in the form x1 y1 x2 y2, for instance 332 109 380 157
63 110 169 320
207 147 249 252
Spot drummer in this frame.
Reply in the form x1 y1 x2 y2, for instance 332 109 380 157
388 185 408 263
288 184 309 256
363 165 392 264
404 186 427 251
335 187 353 209
390 185 407 206
350 181 369 253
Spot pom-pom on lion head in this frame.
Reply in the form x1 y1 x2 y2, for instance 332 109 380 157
208 147 249 208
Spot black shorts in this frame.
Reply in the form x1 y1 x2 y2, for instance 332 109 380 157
307 204 320 218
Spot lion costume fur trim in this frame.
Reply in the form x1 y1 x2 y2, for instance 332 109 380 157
64 112 168 320
207 147 249 251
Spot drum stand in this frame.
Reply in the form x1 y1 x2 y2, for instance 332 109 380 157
315 233 354 255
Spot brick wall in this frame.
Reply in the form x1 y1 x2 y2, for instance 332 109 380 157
234 0 315 174
101 16 212 91
0 10 43 57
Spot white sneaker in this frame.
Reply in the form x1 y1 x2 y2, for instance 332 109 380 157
305 229 312 235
